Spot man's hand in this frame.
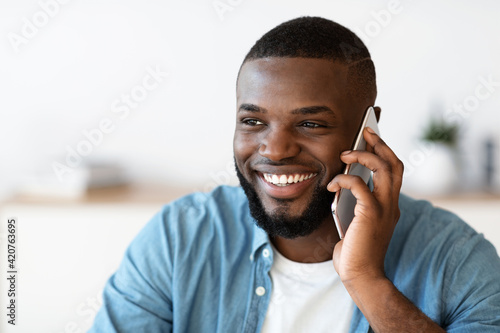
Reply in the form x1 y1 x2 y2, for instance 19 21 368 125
327 126 403 284
327 128 445 332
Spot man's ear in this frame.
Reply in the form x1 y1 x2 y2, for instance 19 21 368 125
373 106 381 122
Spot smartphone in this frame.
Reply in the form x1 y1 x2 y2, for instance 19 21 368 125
331 106 380 239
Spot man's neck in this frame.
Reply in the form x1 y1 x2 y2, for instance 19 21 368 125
271 218 340 263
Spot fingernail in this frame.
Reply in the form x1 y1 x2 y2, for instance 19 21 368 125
366 127 375 134
341 150 352 155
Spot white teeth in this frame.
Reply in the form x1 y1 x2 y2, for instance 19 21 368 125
263 172 317 186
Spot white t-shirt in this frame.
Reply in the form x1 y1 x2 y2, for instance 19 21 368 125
261 244 354 333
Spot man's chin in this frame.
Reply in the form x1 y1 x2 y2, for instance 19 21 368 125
235 163 334 239
259 194 310 219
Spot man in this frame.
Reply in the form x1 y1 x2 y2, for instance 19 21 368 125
89 17 500 332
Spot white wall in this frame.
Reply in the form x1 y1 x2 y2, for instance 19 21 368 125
1 0 500 193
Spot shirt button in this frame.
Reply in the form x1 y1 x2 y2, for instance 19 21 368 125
249 254 254 261
255 286 266 296
262 249 270 258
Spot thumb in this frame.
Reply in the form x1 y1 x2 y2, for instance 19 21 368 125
332 240 343 274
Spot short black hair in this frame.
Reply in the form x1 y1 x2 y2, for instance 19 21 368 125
240 16 377 103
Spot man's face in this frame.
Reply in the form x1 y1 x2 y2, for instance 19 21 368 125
233 57 367 238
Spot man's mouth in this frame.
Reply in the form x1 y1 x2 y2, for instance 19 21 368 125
262 172 318 186
256 171 319 200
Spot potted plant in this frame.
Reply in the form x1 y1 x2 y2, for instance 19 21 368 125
408 116 460 196
421 118 459 149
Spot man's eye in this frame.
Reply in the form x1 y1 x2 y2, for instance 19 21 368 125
243 119 264 126
301 122 322 128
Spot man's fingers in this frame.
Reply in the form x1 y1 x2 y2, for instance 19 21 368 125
364 128 404 183
338 153 400 199
327 173 376 206
340 128 404 197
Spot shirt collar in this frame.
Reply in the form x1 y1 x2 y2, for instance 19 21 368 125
242 202 270 257
251 221 270 256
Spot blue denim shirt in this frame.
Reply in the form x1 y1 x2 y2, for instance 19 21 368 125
89 186 500 332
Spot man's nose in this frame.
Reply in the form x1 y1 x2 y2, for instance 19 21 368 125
258 127 301 161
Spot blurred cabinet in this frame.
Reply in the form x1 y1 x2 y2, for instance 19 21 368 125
0 185 189 333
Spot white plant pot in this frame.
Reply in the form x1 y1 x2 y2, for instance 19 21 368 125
404 143 458 196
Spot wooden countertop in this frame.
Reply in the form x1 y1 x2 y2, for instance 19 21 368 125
2 184 500 205
1 184 194 205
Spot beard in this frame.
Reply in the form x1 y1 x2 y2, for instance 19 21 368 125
235 161 335 239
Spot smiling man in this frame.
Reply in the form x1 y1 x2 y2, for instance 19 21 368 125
90 17 500 332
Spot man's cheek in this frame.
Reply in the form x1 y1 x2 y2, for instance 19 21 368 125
326 157 345 180
233 148 249 171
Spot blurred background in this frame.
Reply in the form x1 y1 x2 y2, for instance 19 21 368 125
0 0 499 332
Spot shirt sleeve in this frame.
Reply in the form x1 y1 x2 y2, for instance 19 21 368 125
88 208 174 333
443 231 500 332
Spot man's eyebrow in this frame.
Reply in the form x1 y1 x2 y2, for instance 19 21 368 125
238 103 268 113
291 105 336 116
238 104 336 117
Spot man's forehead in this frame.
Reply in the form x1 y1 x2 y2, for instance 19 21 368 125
237 57 348 86
236 57 349 104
